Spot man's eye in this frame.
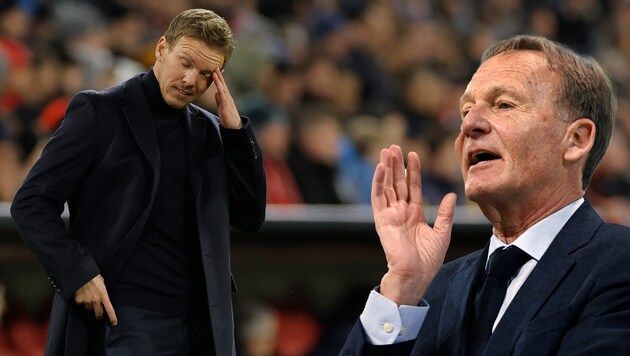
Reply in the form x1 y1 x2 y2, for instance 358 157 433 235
498 102 513 109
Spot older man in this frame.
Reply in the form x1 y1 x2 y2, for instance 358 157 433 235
341 34 630 355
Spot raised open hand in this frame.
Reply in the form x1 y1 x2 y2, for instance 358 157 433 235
372 145 457 306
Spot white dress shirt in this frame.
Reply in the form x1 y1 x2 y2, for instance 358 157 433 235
360 198 584 345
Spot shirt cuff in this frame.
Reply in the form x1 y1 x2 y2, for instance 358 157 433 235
359 290 428 345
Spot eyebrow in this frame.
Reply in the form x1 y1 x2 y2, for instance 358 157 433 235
460 85 524 106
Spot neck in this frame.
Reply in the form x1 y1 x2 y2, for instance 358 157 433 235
478 190 583 244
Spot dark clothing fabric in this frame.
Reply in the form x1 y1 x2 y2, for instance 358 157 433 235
468 246 531 355
287 145 342 204
111 71 203 316
104 305 214 356
340 201 630 355
10 70 266 356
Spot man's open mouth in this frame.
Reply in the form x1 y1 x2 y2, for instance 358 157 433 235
471 151 501 165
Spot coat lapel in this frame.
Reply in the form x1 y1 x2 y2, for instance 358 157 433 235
185 107 207 200
414 246 489 355
442 256 485 354
120 75 160 181
484 201 603 355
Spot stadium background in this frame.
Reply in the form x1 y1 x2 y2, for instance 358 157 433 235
1 0 629 354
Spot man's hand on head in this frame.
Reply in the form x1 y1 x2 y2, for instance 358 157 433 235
213 69 243 130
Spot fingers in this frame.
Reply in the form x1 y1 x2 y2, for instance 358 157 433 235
212 69 242 129
90 294 117 326
74 274 117 326
93 301 103 319
373 145 415 207
406 151 422 206
433 193 457 242
213 68 232 104
391 145 408 203
371 161 386 211
213 70 225 103
102 293 118 326
212 69 225 90
381 148 397 205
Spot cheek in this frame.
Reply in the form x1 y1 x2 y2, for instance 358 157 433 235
454 142 469 181
453 135 465 163
199 80 212 92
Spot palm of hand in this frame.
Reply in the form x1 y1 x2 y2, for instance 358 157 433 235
371 145 456 304
376 200 449 284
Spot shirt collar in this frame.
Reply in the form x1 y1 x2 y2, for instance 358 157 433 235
488 197 584 263
142 68 185 119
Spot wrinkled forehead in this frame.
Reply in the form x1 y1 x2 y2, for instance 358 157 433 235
462 51 558 102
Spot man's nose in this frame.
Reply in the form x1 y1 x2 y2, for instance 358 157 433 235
182 70 197 86
461 105 491 138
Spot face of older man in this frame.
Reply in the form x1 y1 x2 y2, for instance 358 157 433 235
455 50 573 209
153 36 225 109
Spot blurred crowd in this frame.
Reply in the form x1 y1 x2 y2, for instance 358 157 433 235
1 0 630 222
1 0 630 353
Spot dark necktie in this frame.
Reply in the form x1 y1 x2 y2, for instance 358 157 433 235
468 246 532 355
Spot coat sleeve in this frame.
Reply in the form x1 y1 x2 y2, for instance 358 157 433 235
10 92 101 302
340 320 415 355
220 117 266 232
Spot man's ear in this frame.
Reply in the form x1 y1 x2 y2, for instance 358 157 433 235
155 37 167 61
563 118 595 162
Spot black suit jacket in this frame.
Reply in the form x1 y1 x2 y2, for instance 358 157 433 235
341 201 630 355
10 72 266 356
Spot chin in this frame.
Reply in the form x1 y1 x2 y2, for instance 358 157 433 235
464 184 494 204
165 97 187 109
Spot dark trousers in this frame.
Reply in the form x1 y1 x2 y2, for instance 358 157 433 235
104 305 215 356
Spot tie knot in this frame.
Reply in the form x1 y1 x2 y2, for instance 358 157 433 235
486 246 531 279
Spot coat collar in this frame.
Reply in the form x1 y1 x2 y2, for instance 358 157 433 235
414 246 488 354
121 73 161 179
119 72 217 178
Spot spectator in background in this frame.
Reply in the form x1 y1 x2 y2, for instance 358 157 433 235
0 116 20 201
419 128 466 206
398 68 448 139
586 130 630 225
301 53 362 118
288 104 344 204
337 114 381 205
247 103 303 204
0 48 20 201
51 1 147 90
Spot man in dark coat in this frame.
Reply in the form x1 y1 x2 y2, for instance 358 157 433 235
340 35 630 355
10 8 266 356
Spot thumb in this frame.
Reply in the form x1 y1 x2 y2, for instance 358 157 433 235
433 193 457 243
